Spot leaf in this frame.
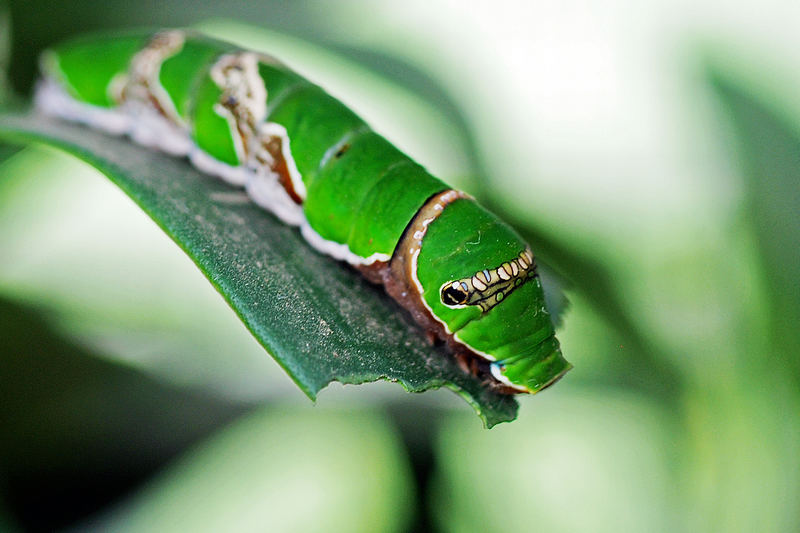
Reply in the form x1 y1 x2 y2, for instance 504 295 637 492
431 392 675 533
77 408 414 533
0 142 19 162
0 1 10 106
0 294 246 531
0 108 518 427
709 70 800 375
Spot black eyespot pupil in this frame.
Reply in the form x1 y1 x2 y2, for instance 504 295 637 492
442 286 467 306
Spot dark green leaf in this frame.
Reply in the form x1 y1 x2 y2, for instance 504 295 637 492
0 1 10 105
709 70 800 373
0 108 518 427
0 142 19 162
75 408 414 533
0 294 246 531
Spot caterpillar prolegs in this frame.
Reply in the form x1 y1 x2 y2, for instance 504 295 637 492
35 29 571 393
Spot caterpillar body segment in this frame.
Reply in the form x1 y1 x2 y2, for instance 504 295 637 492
36 29 571 394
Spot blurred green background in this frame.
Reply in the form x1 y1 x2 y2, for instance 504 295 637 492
1 1 798 532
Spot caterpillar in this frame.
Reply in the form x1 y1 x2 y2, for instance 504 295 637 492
34 29 571 394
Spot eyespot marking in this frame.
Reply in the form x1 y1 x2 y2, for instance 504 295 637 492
441 283 469 306
439 248 537 313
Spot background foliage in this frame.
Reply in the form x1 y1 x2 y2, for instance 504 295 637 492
1 1 799 532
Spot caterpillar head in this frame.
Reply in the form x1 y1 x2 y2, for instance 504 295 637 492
403 191 569 393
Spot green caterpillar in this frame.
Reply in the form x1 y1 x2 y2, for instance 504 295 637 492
35 29 571 393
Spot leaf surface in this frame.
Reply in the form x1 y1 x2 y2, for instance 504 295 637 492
710 70 800 376
0 109 518 427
